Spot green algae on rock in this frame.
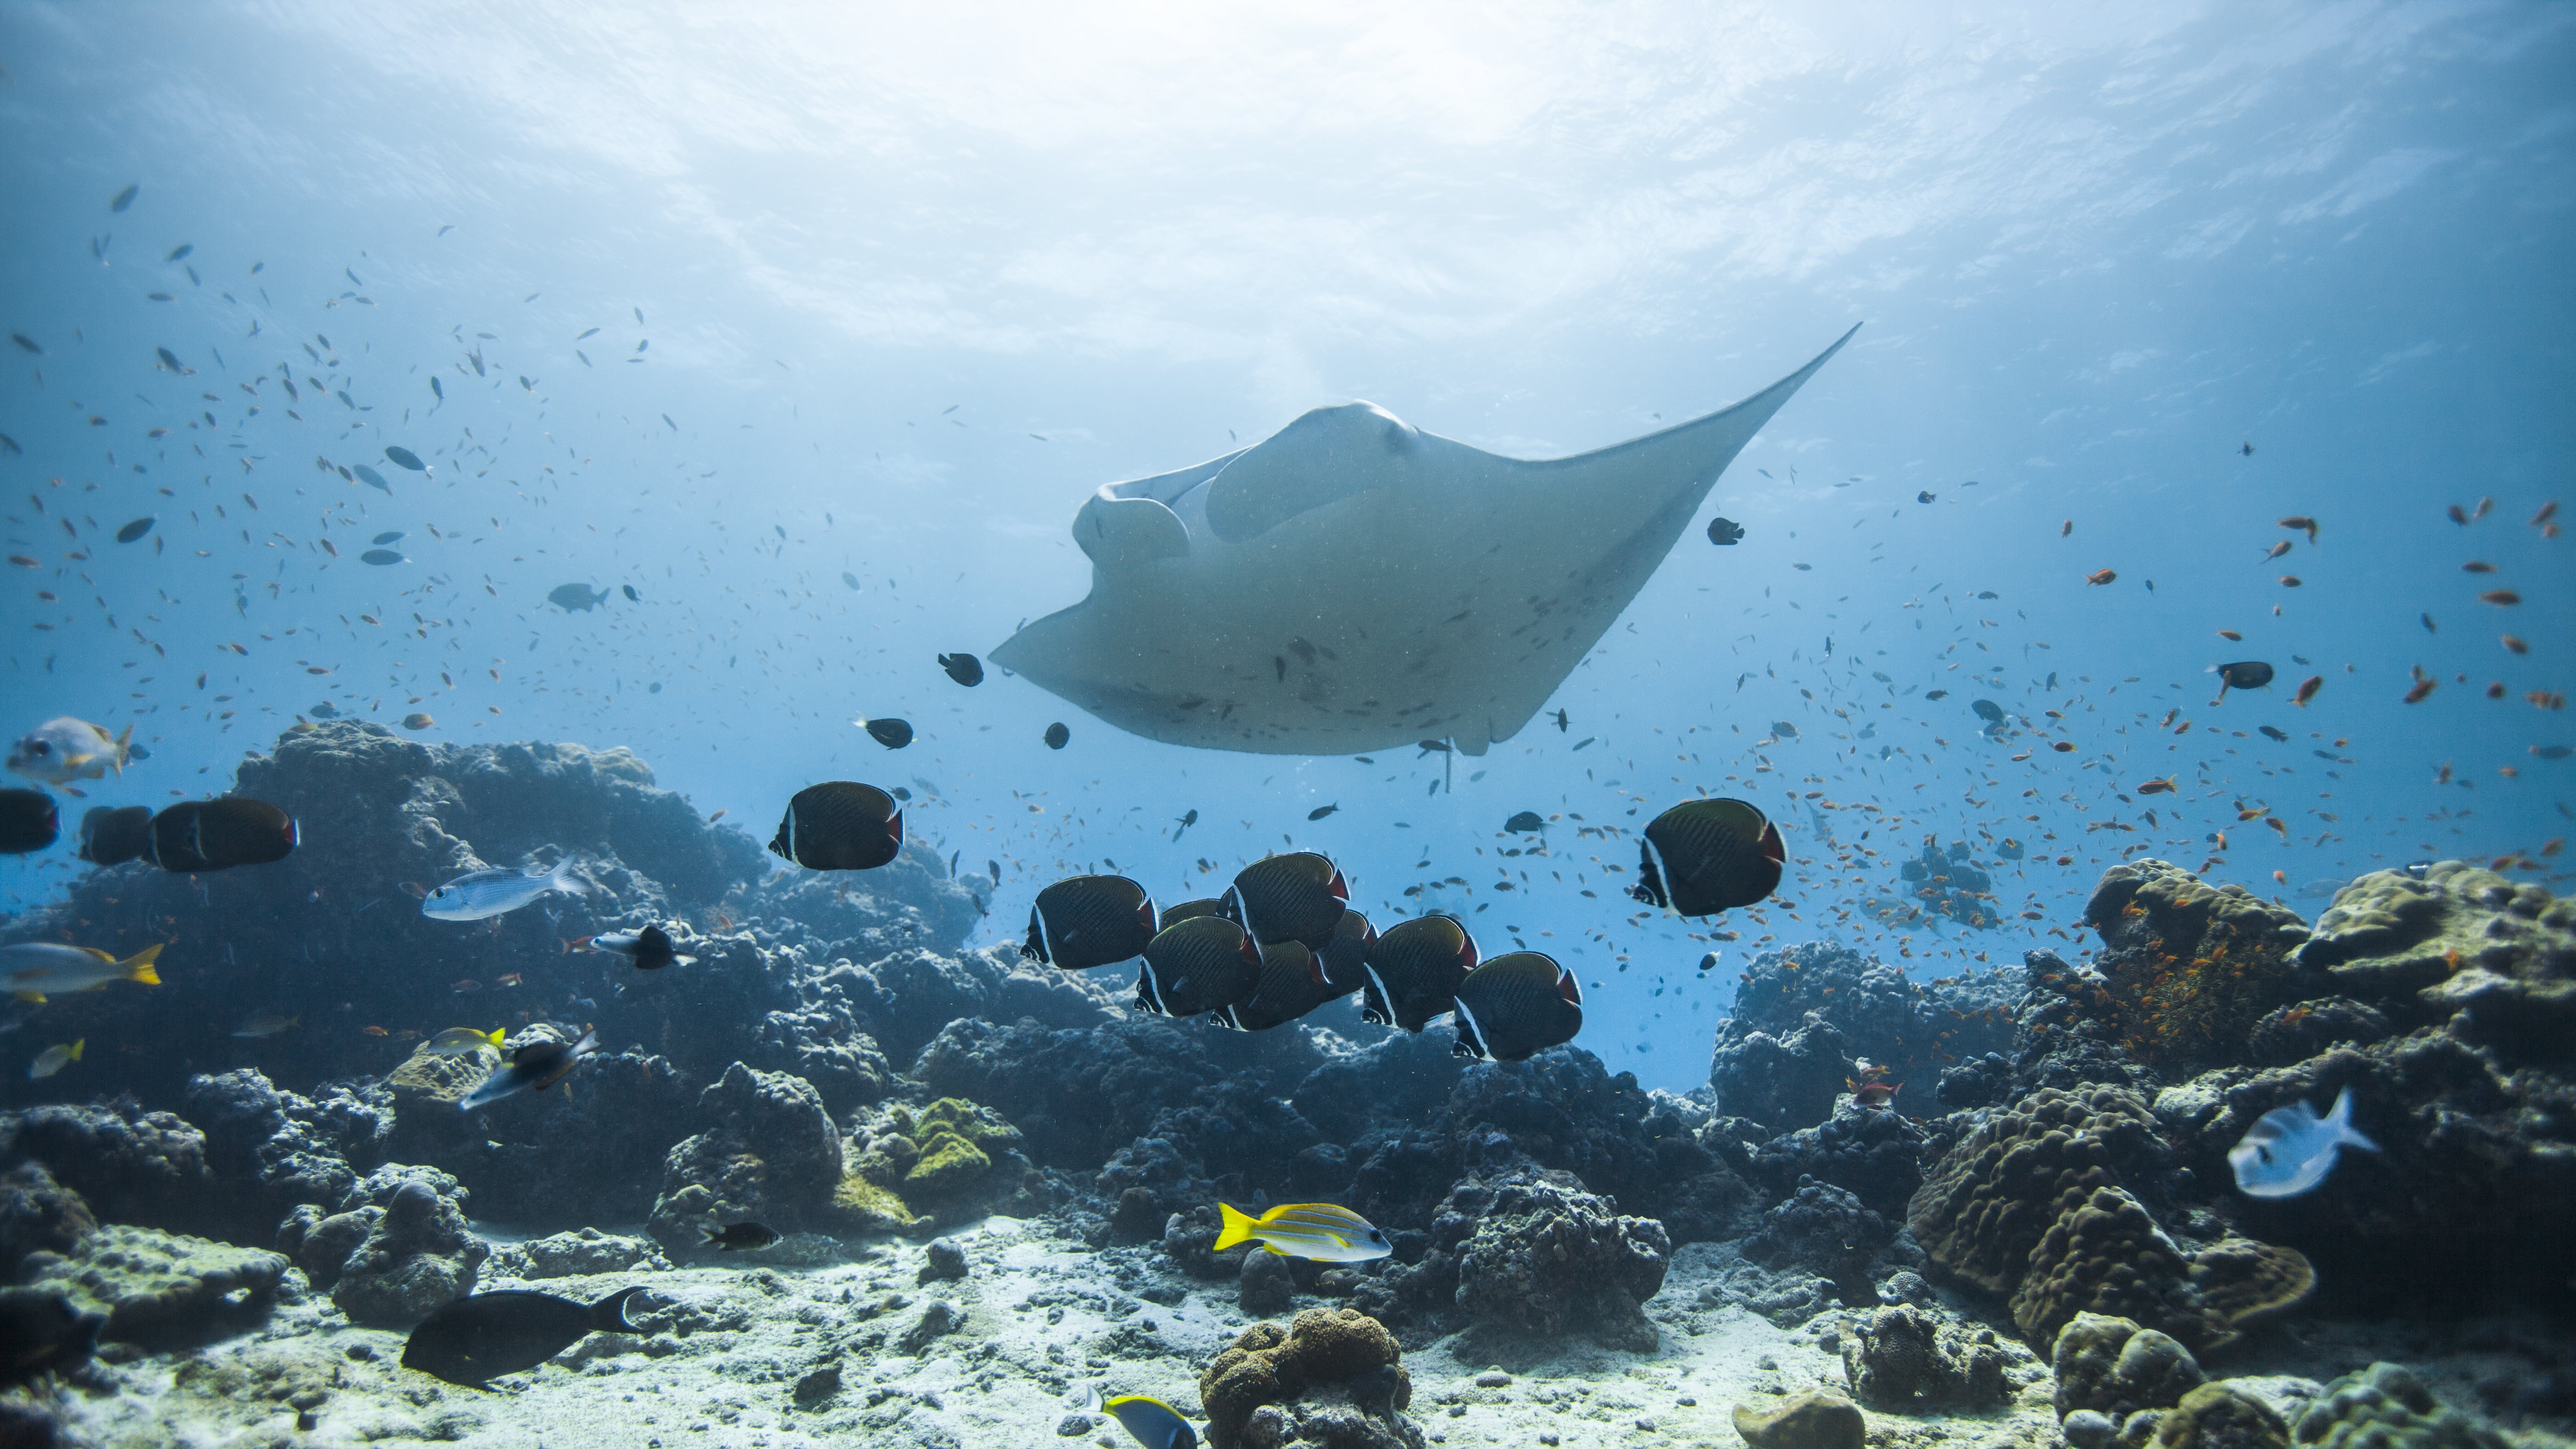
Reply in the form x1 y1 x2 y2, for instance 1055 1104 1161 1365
26 1224 288 1342
839 1097 1028 1228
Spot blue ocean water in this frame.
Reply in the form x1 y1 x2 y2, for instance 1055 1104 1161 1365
0 2 2567 1094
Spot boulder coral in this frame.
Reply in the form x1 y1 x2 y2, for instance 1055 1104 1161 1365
1198 1307 1412 1449
2086 860 2313 1079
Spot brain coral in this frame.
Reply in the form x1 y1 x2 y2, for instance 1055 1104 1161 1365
1904 1085 2169 1294
1198 1307 1410 1449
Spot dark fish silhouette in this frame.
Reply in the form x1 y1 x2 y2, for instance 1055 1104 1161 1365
114 517 153 544
0 788 59 855
1044 722 1071 749
1451 951 1582 1062
622 584 639 602
2214 661 2275 694
145 798 298 872
383 445 426 471
2260 725 2289 742
361 549 405 566
460 1028 600 1111
1307 803 1339 821
1706 516 1746 545
700 1222 779 1252
1135 916 1261 1018
1361 915 1477 1031
1629 798 1783 916
110 183 138 212
1504 811 1544 833
76 805 153 866
400 1286 648 1388
1971 699 2004 723
352 464 393 493
591 924 694 971
1222 852 1348 949
0 1286 105 1388
1312 908 1375 997
1022 875 1157 970
938 653 984 687
549 583 609 611
372 531 404 545
1157 897 1227 924
1215 940 1332 1031
770 782 902 870
859 717 913 749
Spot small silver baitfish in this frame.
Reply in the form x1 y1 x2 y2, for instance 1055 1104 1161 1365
2228 1085 2378 1198
422 858 590 922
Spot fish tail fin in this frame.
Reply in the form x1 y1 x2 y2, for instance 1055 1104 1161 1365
591 1285 652 1331
113 723 133 773
68 1039 83 1061
1213 1202 1258 1251
13 992 43 1004
550 856 593 895
122 943 164 984
2329 1085 2380 1154
483 1028 505 1048
700 1225 723 1245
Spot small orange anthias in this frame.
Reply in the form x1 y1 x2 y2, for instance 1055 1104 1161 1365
1848 1059 1901 1110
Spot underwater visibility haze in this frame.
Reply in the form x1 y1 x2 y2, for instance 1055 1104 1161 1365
0 4 2571 1447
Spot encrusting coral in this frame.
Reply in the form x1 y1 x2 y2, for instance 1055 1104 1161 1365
2087 861 2313 1079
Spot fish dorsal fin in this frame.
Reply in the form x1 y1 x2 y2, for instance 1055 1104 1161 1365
1203 402 1418 544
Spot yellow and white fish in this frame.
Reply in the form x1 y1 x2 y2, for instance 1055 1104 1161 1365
1213 1201 1392 1263
426 1027 506 1056
1 942 163 1003
6 717 137 795
29 1039 83 1079
1081 1388 1198 1449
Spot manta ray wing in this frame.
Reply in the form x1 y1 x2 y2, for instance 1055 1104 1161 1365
990 325 1857 756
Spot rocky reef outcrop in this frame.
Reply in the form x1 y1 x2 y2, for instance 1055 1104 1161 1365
1360 1167 1669 1351
1709 943 2020 1133
647 1061 847 1255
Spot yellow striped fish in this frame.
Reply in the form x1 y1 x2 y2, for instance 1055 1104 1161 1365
1083 1389 1197 1449
1213 1201 1391 1262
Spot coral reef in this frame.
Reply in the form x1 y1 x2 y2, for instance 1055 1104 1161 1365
275 1167 486 1327
2157 1382 2290 1449
1750 1101 1926 1217
1366 1167 1669 1350
1740 1181 1891 1306
1709 943 2021 1133
1838 1302 2010 1410
23 1224 287 1343
840 1097 1031 1229
2008 1185 2213 1352
2052 1313 2207 1421
2086 860 2313 1078
1732 1387 1866 1449
490 1227 666 1279
0 1162 95 1278
2288 1362 2509 1449
1905 1084 2173 1296
0 1101 216 1236
1199 1307 1413 1449
2293 864 2575 1058
648 1061 846 1254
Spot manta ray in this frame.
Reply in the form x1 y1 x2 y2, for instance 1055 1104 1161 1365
989 325 1858 756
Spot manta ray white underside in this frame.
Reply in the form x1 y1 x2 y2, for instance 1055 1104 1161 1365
990 325 1859 756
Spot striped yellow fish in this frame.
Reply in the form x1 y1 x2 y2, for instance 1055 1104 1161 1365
1213 1201 1391 1262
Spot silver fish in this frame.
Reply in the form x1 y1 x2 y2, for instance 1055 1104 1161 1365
422 858 589 921
2228 1085 2378 1198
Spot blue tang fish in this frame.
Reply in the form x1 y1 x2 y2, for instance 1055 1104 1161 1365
2227 1085 2378 1198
